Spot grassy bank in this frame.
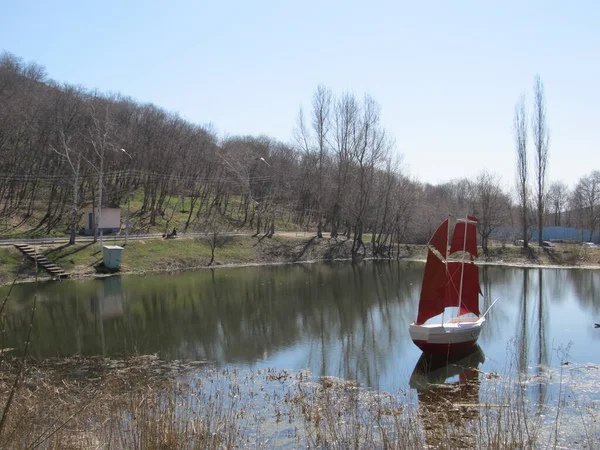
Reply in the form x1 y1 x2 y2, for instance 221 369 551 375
0 234 372 285
1 235 599 286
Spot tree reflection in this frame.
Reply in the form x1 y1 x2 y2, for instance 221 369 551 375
536 269 548 410
514 268 550 411
517 268 529 374
1 262 599 393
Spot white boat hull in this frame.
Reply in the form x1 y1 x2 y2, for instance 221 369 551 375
409 316 485 355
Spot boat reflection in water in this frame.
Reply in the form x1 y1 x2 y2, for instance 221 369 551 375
410 345 485 449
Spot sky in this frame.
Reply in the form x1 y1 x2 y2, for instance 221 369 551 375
1 1 598 190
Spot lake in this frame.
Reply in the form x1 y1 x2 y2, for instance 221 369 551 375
3 261 599 396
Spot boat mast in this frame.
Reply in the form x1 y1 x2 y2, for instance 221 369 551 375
457 217 470 317
442 216 450 324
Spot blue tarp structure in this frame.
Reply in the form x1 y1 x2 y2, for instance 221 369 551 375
532 226 599 243
492 226 599 244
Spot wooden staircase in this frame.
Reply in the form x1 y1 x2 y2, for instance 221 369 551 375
14 244 70 279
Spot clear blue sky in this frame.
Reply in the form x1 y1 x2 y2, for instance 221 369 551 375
2 1 598 189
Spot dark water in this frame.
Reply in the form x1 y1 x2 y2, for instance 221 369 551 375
2 261 600 393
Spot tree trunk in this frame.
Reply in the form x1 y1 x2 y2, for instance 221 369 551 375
69 153 81 245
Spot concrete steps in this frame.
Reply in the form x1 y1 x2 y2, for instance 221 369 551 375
14 244 70 279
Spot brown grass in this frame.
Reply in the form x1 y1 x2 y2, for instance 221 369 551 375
0 352 598 449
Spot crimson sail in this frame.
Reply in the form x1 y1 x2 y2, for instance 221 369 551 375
450 217 478 258
444 262 482 316
416 250 447 325
429 218 449 259
415 215 482 325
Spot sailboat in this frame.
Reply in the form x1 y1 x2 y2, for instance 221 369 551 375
409 215 486 355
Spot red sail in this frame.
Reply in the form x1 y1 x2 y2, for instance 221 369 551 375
450 220 478 257
444 262 481 316
429 218 449 259
416 250 447 325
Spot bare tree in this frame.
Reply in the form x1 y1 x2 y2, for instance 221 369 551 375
571 171 600 241
51 132 82 245
514 95 529 247
293 85 332 238
219 136 274 237
532 75 550 245
199 213 232 266
86 102 114 244
547 181 569 226
49 86 86 244
350 94 390 260
330 93 359 238
470 171 511 254
312 86 332 238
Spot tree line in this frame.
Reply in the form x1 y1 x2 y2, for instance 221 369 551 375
513 75 599 245
1 52 598 255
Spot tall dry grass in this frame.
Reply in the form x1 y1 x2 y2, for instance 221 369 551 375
1 354 598 449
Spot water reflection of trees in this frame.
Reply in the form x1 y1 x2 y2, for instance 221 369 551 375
3 262 599 391
4 263 420 370
514 269 549 409
567 269 600 315
479 266 516 342
298 262 422 387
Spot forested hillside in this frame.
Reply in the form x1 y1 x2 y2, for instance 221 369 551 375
1 52 598 255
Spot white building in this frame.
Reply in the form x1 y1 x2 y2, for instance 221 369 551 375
81 204 121 235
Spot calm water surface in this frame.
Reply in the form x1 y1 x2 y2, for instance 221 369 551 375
3 261 600 393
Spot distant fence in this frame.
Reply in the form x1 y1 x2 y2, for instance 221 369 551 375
491 226 599 244
533 226 599 243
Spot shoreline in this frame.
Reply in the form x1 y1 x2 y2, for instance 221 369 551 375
6 256 600 288
2 235 599 287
